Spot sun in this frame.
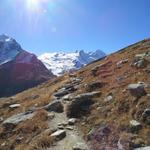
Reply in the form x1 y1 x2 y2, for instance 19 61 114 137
26 0 43 12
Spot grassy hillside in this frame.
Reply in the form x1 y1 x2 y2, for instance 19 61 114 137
0 39 150 150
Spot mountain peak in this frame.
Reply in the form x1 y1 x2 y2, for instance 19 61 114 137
0 35 22 65
0 34 10 41
39 50 106 76
0 35 54 97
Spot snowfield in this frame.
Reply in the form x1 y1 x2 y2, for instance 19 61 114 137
39 50 106 76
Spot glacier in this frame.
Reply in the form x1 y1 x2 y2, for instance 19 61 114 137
39 50 106 76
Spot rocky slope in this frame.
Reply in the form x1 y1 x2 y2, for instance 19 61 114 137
39 50 106 76
0 38 150 150
0 34 54 97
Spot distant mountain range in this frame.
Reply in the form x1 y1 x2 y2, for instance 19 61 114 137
0 34 106 96
39 50 106 76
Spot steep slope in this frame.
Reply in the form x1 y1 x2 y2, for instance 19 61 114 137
0 34 54 97
0 38 150 150
39 50 106 76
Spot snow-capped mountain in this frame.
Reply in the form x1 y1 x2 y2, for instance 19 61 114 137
39 50 106 76
0 34 22 65
0 34 54 97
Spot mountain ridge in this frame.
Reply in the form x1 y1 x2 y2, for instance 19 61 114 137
39 49 106 76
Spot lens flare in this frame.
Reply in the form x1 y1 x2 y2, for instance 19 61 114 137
26 0 49 12
26 0 40 11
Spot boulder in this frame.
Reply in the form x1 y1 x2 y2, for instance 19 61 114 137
128 83 147 98
54 88 69 98
132 52 150 68
63 84 77 92
132 59 147 68
3 111 35 129
66 92 101 117
74 91 101 100
73 142 88 150
44 101 64 113
9 104 21 109
51 130 66 141
62 94 73 101
68 118 77 125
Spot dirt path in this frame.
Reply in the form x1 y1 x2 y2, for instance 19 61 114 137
48 112 88 150
47 81 89 150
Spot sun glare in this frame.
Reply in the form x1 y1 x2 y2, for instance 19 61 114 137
25 0 56 14
26 0 45 12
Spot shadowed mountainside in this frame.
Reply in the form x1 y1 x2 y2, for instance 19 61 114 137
0 35 55 97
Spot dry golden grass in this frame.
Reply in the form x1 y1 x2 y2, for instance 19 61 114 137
15 127 54 150
0 75 71 149
0 75 68 119
75 39 150 147
16 109 48 135
16 136 54 150
0 38 150 149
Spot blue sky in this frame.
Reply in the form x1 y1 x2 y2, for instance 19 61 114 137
0 0 150 55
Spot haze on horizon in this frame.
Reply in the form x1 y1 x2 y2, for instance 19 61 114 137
0 0 150 55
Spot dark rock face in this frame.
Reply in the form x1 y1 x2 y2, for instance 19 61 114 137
11 51 53 85
0 35 54 97
54 88 70 98
66 92 101 118
128 83 147 98
44 101 64 113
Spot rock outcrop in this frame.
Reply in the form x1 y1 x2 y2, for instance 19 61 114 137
132 52 150 68
128 83 147 98
44 101 64 113
66 92 101 118
2 111 35 129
